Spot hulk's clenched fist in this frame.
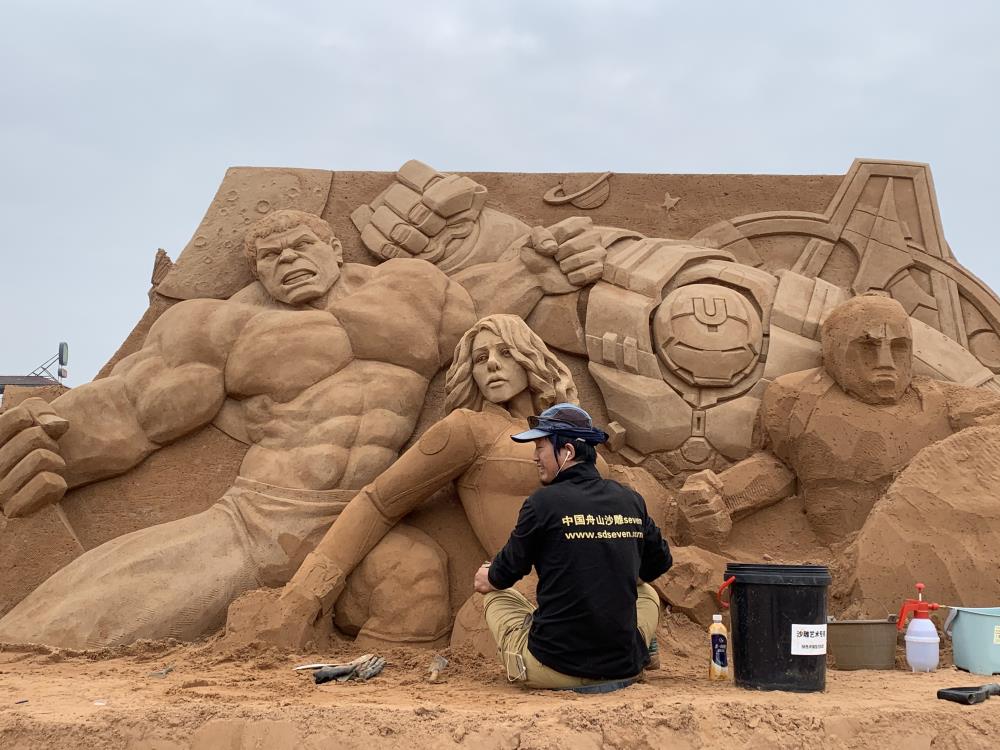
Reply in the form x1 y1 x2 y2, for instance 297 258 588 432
0 398 69 517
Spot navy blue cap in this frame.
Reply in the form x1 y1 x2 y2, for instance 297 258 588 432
511 403 609 444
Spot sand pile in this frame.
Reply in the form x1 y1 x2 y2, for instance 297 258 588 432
2 613 999 750
846 423 1000 617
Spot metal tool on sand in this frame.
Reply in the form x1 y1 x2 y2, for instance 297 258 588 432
295 653 386 684
937 684 1000 705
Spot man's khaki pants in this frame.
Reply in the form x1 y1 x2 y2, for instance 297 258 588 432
483 583 660 689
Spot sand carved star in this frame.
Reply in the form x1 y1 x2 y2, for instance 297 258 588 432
661 192 681 213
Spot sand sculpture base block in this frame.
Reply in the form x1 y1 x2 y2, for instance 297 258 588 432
848 423 1000 616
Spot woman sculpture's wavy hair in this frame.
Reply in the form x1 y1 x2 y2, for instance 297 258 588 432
445 314 578 413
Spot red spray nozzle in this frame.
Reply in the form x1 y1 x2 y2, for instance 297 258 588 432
896 584 941 631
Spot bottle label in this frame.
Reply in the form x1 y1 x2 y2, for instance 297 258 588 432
790 623 827 655
711 634 728 667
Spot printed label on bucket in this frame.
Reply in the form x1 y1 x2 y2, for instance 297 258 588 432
994 625 1000 645
791 623 827 655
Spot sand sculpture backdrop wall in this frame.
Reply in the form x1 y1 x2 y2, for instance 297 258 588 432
2 159 999 644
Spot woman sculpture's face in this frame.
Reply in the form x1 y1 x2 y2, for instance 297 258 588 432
471 330 530 405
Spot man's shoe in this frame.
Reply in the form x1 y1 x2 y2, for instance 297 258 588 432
646 637 661 670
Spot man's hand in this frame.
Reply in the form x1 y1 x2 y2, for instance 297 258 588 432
0 398 69 517
676 469 732 552
474 562 497 594
518 217 607 294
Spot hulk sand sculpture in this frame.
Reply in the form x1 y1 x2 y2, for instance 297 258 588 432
1 159 999 649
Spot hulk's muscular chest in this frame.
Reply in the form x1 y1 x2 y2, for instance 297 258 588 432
225 260 470 399
226 309 354 400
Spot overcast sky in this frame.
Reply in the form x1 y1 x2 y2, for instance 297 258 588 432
2 1 998 385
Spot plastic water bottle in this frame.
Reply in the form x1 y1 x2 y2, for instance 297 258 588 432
896 583 941 672
709 613 729 680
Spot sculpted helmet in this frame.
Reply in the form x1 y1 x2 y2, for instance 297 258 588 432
653 284 763 389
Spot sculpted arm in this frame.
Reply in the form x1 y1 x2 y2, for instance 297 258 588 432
353 160 639 321
454 219 634 320
676 454 796 551
0 300 245 516
677 376 801 550
281 409 481 616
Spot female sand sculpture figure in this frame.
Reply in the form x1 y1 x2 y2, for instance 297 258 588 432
250 313 613 647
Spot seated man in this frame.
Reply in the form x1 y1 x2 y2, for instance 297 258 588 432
474 404 672 691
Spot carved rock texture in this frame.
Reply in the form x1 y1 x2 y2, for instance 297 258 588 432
848 424 1000 616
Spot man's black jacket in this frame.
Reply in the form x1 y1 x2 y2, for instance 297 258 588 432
488 462 673 679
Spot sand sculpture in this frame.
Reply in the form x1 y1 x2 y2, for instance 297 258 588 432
0 209 605 649
846 421 1000 614
3 158 1000 650
675 294 1000 549
351 161 1000 488
228 314 604 648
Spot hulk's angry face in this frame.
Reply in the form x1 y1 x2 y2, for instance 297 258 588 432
653 285 762 388
254 225 342 306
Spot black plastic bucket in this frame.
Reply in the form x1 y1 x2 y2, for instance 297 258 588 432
719 563 832 692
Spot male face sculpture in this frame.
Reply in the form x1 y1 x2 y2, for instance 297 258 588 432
471 329 530 405
653 284 763 388
821 295 913 404
254 225 343 305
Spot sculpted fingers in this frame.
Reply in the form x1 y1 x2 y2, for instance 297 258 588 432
554 229 606 262
0 402 68 516
676 473 731 550
557 246 606 273
703 470 725 493
4 480 59 518
0 425 59 478
554 232 607 287
677 473 725 518
19 398 69 440
360 219 416 261
0 447 65 501
0 407 34 446
528 226 559 257
685 468 724 494
369 206 429 255
396 159 442 193
382 184 447 236
566 265 605 286
422 175 487 218
4 472 68 517
546 216 593 244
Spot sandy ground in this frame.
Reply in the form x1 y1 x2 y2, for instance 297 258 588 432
1 615 998 750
